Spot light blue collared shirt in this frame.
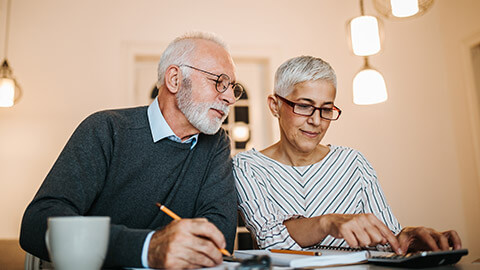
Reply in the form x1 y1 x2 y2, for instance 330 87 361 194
147 97 198 148
141 98 199 267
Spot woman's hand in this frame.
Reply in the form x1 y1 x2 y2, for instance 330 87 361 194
284 213 402 253
320 214 402 254
396 226 462 253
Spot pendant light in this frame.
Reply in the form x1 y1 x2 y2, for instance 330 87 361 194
391 0 419 17
353 57 388 105
373 0 434 20
349 0 388 105
348 0 383 57
0 0 22 107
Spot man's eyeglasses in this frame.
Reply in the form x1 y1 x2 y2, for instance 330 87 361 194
275 94 341 120
179 65 244 100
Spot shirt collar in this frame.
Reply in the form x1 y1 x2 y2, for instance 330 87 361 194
147 98 198 148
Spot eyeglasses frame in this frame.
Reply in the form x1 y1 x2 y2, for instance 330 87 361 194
179 64 244 100
275 94 342 120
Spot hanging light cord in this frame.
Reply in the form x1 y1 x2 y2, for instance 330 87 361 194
359 0 368 68
3 0 11 58
359 0 365 16
363 56 370 68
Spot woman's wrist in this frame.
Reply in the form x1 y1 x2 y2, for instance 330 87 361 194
315 214 332 243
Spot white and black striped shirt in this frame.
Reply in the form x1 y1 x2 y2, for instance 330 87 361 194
233 145 402 250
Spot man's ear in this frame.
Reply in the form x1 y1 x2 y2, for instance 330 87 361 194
164 65 181 94
267 94 280 118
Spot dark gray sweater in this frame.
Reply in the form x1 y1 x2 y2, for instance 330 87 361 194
19 106 237 268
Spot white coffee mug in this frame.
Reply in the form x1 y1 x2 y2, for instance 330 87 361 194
45 216 110 270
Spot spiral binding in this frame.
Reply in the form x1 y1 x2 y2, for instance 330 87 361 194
309 244 392 252
309 244 363 251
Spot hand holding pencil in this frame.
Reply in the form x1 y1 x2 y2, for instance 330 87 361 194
156 203 231 256
147 203 229 269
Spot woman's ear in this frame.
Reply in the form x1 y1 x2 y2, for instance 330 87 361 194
267 94 280 118
164 65 181 94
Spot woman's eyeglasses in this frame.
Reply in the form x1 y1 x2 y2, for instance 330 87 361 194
275 94 341 120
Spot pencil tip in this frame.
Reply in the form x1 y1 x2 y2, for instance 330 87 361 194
156 202 162 208
220 248 232 257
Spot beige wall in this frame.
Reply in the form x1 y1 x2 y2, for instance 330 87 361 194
0 0 479 260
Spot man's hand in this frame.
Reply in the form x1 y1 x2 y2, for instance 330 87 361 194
147 218 226 269
321 213 402 254
396 226 462 253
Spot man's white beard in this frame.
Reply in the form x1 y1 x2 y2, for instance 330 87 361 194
176 78 229 135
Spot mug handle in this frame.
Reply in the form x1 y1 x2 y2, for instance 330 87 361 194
45 229 51 253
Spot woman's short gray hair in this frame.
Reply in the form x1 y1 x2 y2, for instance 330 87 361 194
157 31 228 87
274 56 337 97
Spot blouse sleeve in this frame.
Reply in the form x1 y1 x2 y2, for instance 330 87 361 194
233 154 303 249
356 151 402 235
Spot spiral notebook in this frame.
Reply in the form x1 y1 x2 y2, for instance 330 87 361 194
234 246 468 268
234 247 370 268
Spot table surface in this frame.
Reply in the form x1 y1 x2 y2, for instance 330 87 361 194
38 257 480 269
124 262 480 270
316 263 480 270
38 262 480 270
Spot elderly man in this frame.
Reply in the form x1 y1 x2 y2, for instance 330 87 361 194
20 32 243 269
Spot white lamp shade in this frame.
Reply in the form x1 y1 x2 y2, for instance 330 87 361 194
349 16 381 56
391 0 419 17
353 68 388 105
231 122 250 142
0 77 15 107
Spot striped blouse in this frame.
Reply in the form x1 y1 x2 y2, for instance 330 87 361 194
233 145 402 250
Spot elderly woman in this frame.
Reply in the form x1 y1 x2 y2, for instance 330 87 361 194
233 56 461 254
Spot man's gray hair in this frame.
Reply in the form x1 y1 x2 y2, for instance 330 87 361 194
274 56 337 97
157 31 228 87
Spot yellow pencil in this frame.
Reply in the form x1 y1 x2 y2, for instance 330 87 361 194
156 203 181 220
270 249 322 256
156 203 232 257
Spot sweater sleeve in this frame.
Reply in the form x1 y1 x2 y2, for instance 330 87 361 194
356 151 402 235
233 153 302 250
193 130 238 253
19 112 150 268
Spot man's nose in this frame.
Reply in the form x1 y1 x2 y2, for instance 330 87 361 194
220 84 236 105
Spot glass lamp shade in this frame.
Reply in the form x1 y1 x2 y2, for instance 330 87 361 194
349 16 382 56
353 68 388 105
391 0 419 17
0 59 22 107
231 122 250 142
373 0 433 20
0 77 15 107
